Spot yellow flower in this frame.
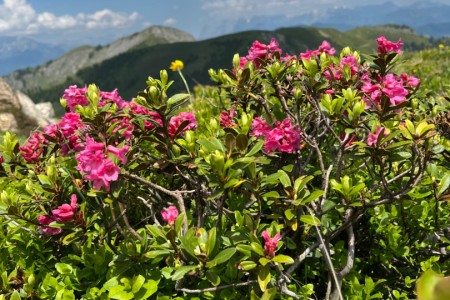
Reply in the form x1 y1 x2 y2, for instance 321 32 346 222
170 60 184 71
439 44 445 49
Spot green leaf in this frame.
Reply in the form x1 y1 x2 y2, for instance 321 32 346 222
206 247 236 268
236 134 249 151
171 265 199 281
132 275 145 294
258 265 271 292
277 170 291 188
272 254 294 264
135 280 158 300
259 257 271 266
261 288 277 300
251 242 265 256
55 263 73 275
146 225 167 240
206 227 217 256
175 212 186 235
10 291 21 300
301 190 325 205
206 270 221 286
300 215 321 226
438 173 450 197
109 285 134 300
246 139 264 156
239 261 258 271
145 249 172 259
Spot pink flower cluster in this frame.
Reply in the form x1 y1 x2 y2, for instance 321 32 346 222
220 109 237 128
38 194 79 235
324 54 360 81
376 35 403 55
76 136 129 191
168 112 198 138
99 88 127 109
63 86 129 112
262 230 281 258
300 41 336 61
63 85 89 112
251 118 302 153
19 132 46 163
239 38 283 68
161 205 179 225
362 72 419 107
367 126 389 146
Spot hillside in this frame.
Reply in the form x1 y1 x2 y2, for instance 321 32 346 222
4 25 446 116
3 26 194 94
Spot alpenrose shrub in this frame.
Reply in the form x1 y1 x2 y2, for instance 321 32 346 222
0 35 449 300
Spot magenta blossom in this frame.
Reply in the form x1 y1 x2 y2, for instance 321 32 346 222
0 156 4 164
52 194 78 223
161 206 179 225
300 40 335 60
239 38 282 69
63 85 89 112
376 35 403 55
107 145 129 164
401 73 420 87
251 118 302 153
168 112 198 138
367 126 388 146
38 215 62 235
262 230 281 258
220 109 237 128
19 132 46 163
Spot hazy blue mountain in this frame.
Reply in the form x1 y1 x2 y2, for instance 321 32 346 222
0 36 65 76
200 1 450 39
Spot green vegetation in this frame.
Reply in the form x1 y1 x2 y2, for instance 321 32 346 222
1 34 450 299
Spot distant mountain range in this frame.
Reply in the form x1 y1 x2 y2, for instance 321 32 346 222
199 1 450 39
0 36 65 76
2 24 449 116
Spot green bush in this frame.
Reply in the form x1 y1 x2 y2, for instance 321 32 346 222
0 36 449 300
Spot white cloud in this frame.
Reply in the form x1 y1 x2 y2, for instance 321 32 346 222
163 18 177 26
0 0 139 35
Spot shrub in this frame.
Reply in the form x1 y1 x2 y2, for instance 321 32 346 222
0 36 449 299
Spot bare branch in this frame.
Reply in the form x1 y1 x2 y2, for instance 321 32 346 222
176 280 257 293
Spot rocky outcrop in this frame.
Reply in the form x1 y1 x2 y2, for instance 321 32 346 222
0 78 53 135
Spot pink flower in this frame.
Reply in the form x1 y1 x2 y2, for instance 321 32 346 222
63 85 89 112
262 230 281 258
367 126 388 146
99 88 127 109
37 215 62 235
300 40 335 60
251 118 302 153
220 109 237 128
52 194 78 222
0 156 4 164
129 103 163 130
19 132 46 163
85 158 120 191
168 112 198 138
401 73 420 87
376 35 403 55
239 38 283 69
76 136 122 191
161 205 179 225
107 145 129 164
250 118 272 137
382 74 408 106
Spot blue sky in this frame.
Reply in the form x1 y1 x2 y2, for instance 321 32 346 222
1 0 449 47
